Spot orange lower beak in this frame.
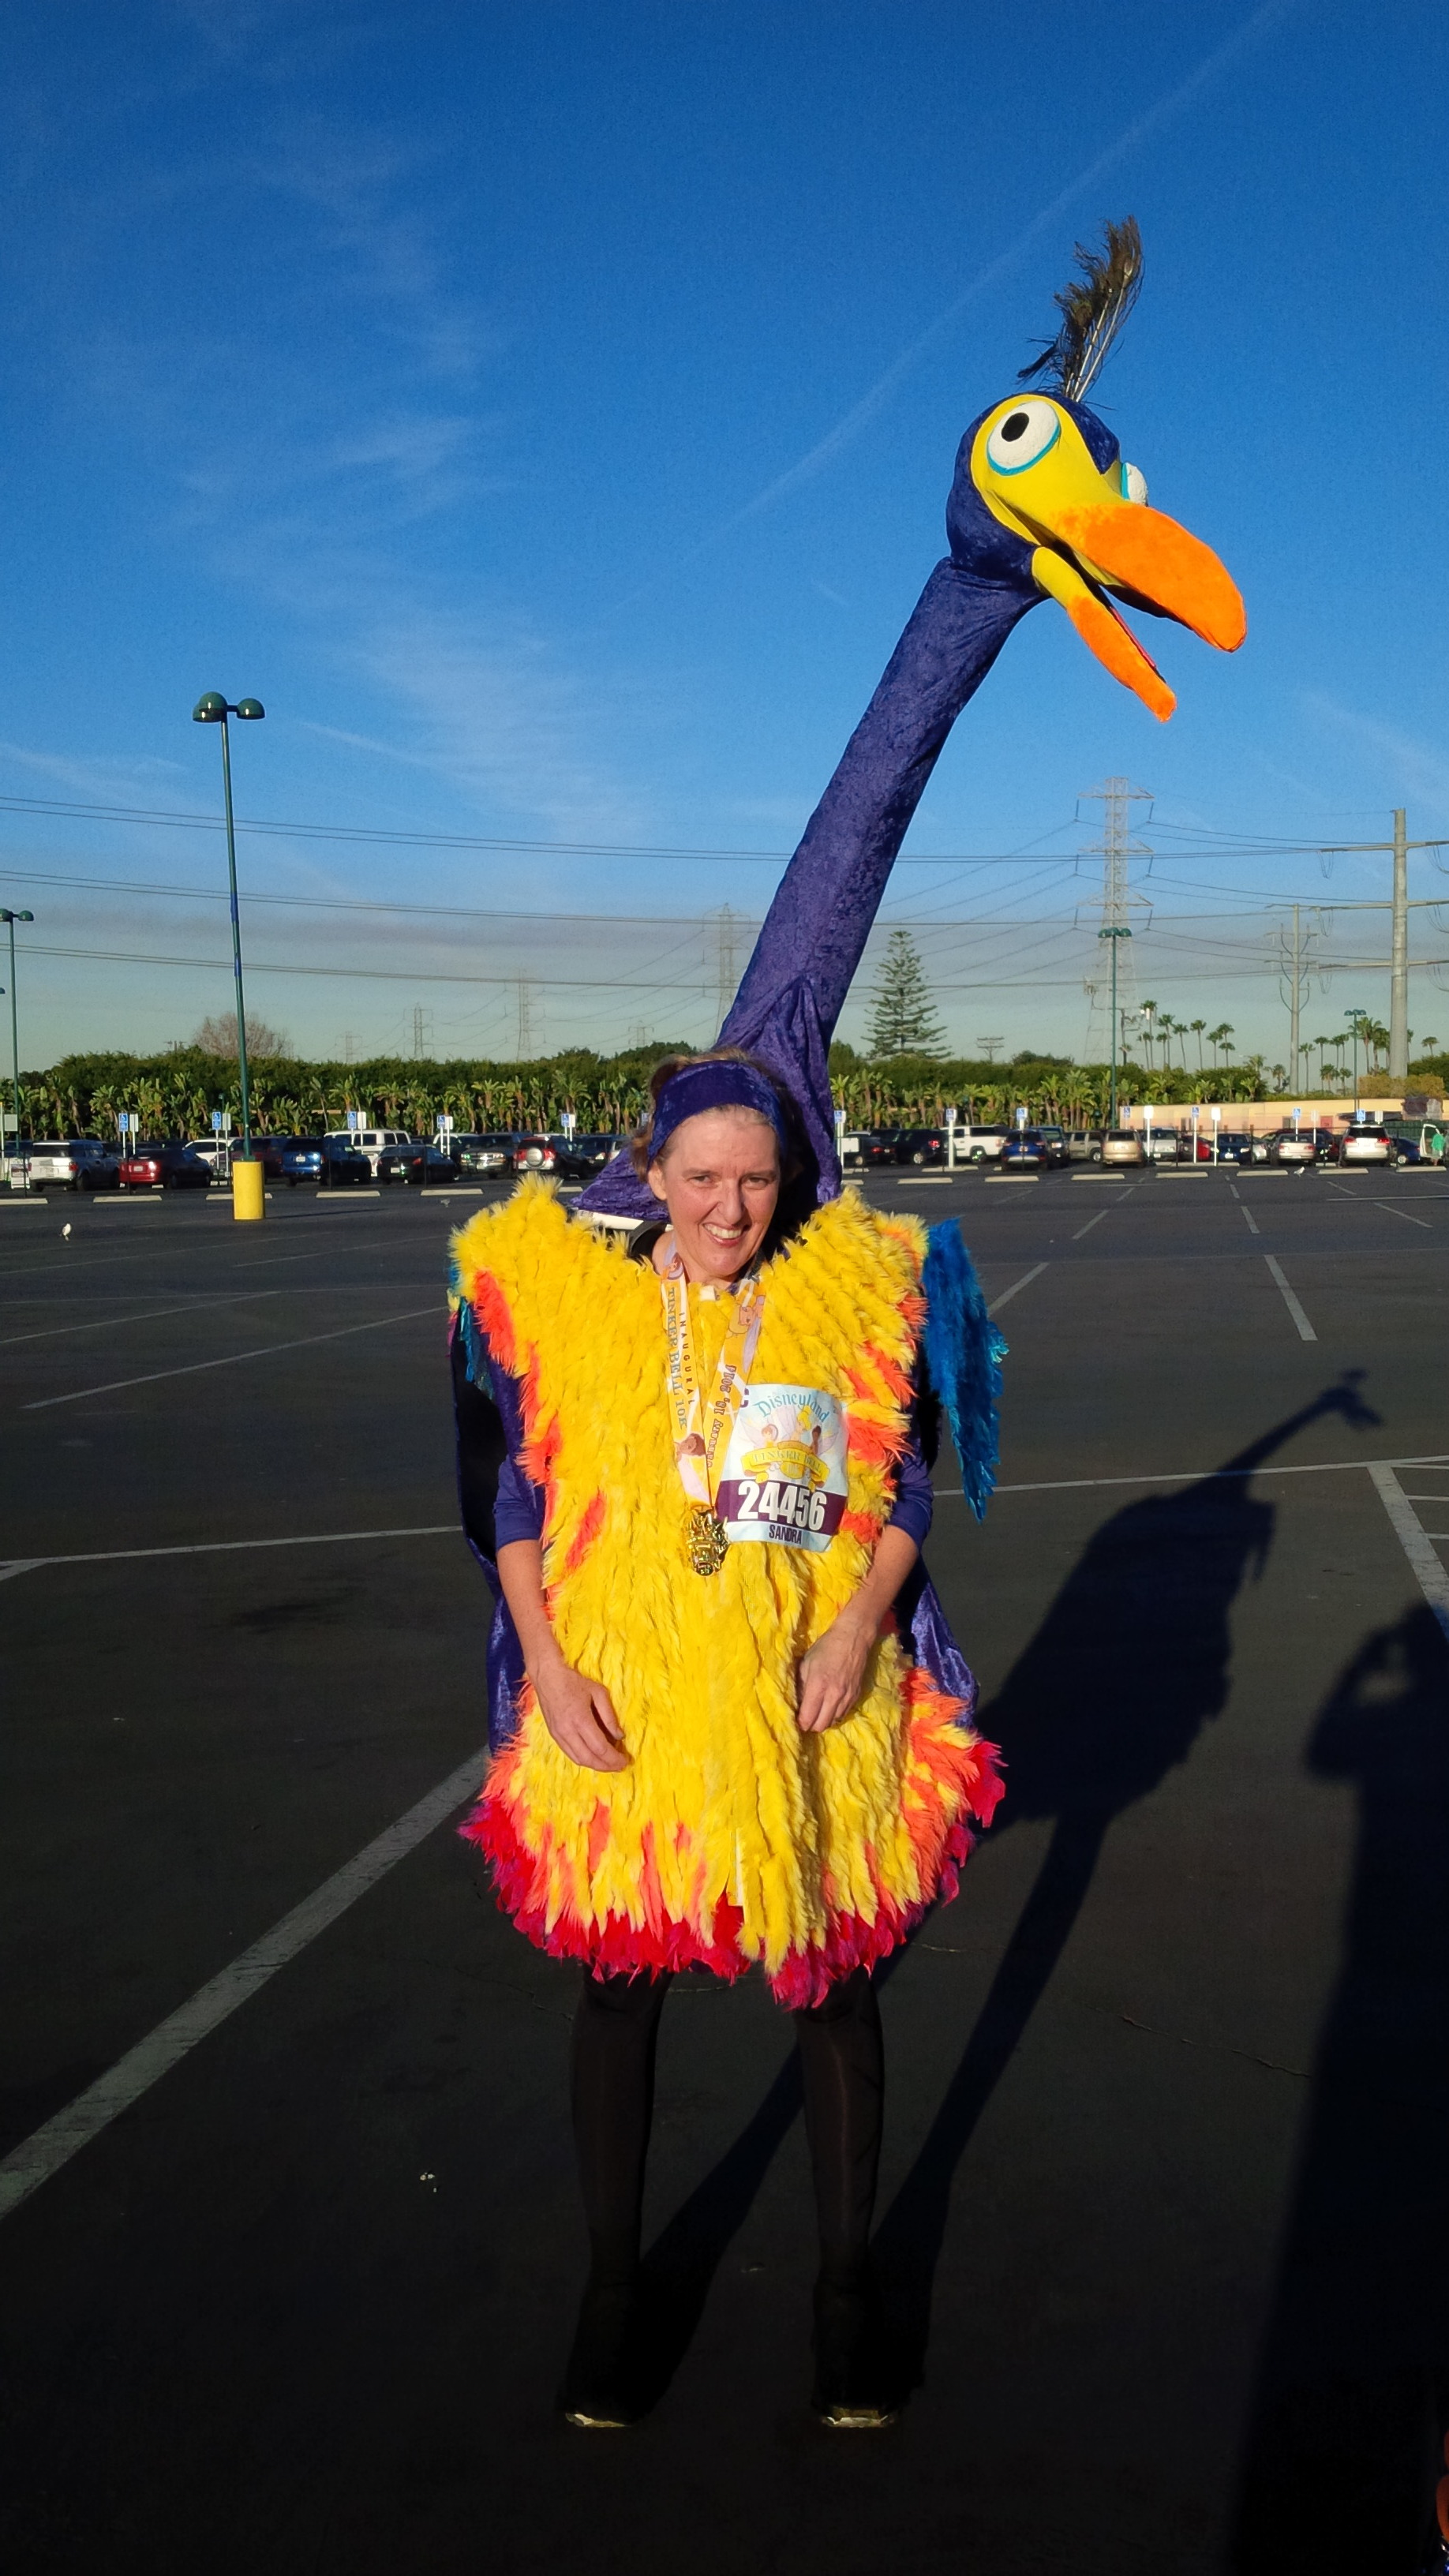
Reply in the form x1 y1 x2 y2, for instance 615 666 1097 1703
1050 501 1246 653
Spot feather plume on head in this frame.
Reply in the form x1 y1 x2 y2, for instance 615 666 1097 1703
1019 215 1144 402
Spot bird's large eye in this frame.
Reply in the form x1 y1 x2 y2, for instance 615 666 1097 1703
986 399 1061 475
1121 461 1149 505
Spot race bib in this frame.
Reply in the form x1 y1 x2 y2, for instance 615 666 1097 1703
715 1383 848 1552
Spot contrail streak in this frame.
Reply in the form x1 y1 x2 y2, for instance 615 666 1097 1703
612 0 1297 609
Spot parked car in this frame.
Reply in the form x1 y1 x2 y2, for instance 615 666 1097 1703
451 1131 520 1174
279 1138 372 1187
1384 1116 1446 1163
542 1133 627 1182
1099 1129 1148 1167
379 1141 457 1186
893 1128 949 1168
118 1142 212 1191
321 1125 412 1178
1332 1125 1398 1167
957 1123 1009 1163
1264 1127 1325 1166
1030 1122 1070 1166
841 1129 900 1170
1143 1128 1184 1163
999 1133 1045 1170
513 1133 560 1174
236 1134 304 1179
17 1138 121 1192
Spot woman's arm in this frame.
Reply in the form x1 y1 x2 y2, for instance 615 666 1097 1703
496 1538 628 1772
796 1523 919 1734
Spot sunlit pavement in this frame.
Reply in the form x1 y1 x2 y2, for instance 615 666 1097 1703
2 1170 1447 2575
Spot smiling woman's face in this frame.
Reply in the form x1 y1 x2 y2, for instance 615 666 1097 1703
647 1107 781 1283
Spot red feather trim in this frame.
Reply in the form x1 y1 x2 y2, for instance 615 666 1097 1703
470 1271 517 1376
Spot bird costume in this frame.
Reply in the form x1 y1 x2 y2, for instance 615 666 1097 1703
451 219 1245 2006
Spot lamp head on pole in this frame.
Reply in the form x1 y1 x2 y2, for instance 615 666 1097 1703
193 693 228 723
234 698 265 721
0 909 34 926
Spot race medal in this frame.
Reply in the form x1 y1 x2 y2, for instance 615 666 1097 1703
660 1249 765 1575
715 1383 849 1554
687 1505 730 1577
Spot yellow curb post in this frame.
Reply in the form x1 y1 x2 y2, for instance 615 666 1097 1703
232 1157 265 1222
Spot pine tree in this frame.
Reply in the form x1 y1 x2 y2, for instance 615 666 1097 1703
867 929 946 1058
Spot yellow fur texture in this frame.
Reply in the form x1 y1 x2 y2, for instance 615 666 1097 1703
452 1181 999 2002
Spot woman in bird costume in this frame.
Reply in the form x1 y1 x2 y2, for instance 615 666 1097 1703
450 222 1244 2429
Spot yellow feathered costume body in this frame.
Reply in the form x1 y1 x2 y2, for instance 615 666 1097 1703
452 1180 1001 2006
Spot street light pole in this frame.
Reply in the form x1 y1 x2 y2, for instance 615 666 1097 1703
0 908 35 1166
193 695 265 1215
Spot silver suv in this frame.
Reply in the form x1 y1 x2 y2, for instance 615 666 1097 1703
14 1139 121 1192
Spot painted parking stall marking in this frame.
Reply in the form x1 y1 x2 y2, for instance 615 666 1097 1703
1264 1255 1316 1342
1367 1465 1449 1643
0 1749 489 2224
23 1302 444 1410
987 1262 1047 1316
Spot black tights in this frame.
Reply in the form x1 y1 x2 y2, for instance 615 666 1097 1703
570 1967 883 2291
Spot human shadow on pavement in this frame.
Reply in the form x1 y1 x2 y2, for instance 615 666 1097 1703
635 2045 803 2411
870 1371 1380 2391
1230 1601 1449 2576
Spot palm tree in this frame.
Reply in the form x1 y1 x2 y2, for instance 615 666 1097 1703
1189 1018 1208 1070
1208 1021 1234 1070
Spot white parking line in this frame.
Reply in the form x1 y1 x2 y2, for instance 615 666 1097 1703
1241 1204 1261 1237
0 1524 459 1581
1071 1209 1110 1242
0 1290 285 1350
931 1450 1449 1500
987 1263 1047 1316
1367 1465 1449 1642
1264 1254 1316 1341
22 1305 444 1410
1375 1200 1432 1228
0 1747 488 2223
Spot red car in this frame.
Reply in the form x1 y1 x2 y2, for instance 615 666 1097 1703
118 1142 213 1191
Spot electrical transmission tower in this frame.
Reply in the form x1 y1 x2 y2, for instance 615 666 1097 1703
515 977 537 1059
1079 779 1153 1090
411 1004 434 1061
710 904 741 1038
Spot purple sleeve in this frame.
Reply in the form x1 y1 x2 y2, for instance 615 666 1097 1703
494 1443 545 1549
886 1419 934 1548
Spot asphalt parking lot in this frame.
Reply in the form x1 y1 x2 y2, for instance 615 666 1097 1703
2 1166 1447 2576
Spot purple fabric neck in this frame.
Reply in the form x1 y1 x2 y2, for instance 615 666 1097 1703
578 397 1068 1227
648 1061 788 1164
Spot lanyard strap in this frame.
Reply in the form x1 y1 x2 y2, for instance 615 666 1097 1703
660 1251 764 1511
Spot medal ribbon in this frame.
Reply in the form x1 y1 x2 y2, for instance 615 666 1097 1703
661 1251 765 1515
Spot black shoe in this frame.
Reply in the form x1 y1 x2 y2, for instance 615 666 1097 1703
811 2276 898 2430
560 2275 645 2429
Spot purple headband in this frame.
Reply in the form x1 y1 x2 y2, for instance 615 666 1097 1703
648 1061 790 1165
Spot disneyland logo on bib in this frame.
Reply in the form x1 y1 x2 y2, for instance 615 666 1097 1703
716 1383 848 1552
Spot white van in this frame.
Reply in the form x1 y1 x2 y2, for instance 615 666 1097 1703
322 1125 413 1178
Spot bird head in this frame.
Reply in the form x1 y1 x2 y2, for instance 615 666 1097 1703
944 219 1245 721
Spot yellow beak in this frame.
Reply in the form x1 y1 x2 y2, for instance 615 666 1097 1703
972 399 1246 721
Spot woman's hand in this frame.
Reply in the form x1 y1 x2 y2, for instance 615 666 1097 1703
795 1524 919 1733
796 1602 874 1734
496 1536 627 1771
534 1650 628 1772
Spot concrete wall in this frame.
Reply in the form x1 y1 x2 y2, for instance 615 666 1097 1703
1113 1097 1443 1136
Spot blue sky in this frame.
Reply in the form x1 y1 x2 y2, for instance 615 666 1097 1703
2 0 1447 1070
